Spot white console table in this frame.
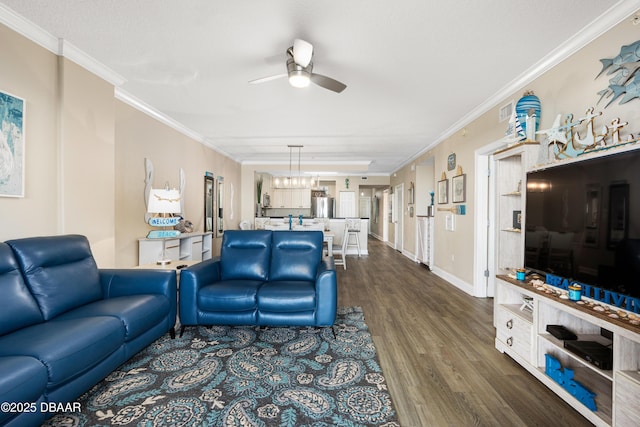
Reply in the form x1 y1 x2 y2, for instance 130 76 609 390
138 232 213 266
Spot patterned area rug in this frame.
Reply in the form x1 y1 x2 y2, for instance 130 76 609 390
44 306 399 426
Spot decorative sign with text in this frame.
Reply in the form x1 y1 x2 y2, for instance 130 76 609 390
149 217 180 227
546 273 640 314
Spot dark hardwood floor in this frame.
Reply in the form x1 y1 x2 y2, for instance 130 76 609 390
337 237 591 427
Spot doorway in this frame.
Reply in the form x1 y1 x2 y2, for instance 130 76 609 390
474 139 506 297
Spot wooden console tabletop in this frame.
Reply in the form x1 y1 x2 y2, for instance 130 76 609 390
497 274 640 335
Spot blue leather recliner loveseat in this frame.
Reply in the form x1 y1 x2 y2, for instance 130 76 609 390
179 230 337 333
0 235 177 427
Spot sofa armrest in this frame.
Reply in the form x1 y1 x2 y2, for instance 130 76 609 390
179 258 221 325
99 269 177 301
315 258 337 325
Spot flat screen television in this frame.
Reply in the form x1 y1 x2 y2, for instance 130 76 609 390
525 147 640 298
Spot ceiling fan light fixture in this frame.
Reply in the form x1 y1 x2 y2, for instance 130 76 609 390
286 57 311 88
251 40 345 93
288 70 310 88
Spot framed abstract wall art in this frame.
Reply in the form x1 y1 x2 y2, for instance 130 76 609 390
0 90 25 197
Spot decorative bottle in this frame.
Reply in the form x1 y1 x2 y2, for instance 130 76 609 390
516 91 541 141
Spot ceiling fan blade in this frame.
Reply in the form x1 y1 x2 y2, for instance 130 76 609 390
249 73 287 84
310 73 347 93
264 53 285 65
293 39 313 67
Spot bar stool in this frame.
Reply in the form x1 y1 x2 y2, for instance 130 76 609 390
332 223 349 269
345 218 361 256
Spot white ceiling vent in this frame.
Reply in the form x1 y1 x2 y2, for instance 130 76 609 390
499 100 514 123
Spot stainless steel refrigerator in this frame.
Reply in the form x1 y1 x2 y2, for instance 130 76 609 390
311 197 335 218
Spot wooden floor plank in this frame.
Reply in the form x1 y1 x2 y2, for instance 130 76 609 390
337 237 591 427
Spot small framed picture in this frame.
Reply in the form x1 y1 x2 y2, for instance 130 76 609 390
408 182 415 205
452 174 466 203
513 210 522 229
447 153 456 171
437 179 448 204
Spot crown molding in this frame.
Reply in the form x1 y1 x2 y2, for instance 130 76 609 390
59 40 126 86
397 0 640 173
242 160 372 166
114 88 206 143
114 88 233 158
0 4 125 86
0 4 58 53
0 2 234 160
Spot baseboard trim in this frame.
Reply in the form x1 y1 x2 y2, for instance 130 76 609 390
431 266 475 296
402 249 418 262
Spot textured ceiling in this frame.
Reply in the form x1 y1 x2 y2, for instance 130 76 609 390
0 0 630 174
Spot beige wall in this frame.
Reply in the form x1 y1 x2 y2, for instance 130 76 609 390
367 187 386 239
391 14 640 292
0 26 117 265
0 22 241 267
59 58 116 265
0 24 60 239
114 102 241 267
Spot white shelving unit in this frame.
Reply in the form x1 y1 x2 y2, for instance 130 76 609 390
495 277 640 426
492 142 539 275
138 232 213 266
493 141 640 425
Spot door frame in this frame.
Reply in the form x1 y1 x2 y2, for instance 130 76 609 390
383 190 390 242
394 183 404 251
474 139 506 297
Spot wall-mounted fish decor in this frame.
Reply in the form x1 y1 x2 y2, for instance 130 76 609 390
596 39 640 107
609 72 640 105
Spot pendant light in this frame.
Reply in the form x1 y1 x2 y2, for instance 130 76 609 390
287 144 304 188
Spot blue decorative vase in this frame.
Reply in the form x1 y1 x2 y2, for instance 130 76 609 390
516 91 541 140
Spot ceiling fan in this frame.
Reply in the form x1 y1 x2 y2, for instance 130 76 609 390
249 39 347 93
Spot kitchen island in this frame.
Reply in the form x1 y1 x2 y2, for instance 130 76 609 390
254 217 369 256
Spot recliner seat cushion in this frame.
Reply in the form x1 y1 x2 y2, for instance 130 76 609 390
55 295 169 341
0 356 48 424
198 280 262 312
7 235 103 319
270 231 322 281
220 231 271 281
257 281 316 312
0 317 124 388
0 243 44 335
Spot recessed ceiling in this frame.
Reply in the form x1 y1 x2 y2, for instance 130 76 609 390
0 0 628 174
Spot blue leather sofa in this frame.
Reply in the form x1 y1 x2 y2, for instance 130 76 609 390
0 235 177 427
179 230 337 331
